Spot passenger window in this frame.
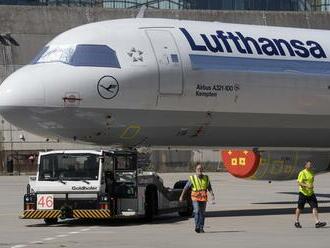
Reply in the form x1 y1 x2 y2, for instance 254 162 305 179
171 54 179 63
70 44 121 68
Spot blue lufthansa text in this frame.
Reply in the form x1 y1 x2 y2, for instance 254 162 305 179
179 28 327 59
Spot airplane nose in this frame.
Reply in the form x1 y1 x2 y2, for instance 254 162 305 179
0 65 45 113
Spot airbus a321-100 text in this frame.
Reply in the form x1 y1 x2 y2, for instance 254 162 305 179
1 18 330 180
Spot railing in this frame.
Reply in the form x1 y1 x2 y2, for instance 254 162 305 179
103 0 184 9
0 0 100 6
310 0 330 11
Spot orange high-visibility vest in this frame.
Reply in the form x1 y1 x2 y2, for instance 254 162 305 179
190 175 209 202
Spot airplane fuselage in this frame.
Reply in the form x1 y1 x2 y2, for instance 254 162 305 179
0 18 330 147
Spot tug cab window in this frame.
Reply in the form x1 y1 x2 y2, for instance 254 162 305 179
38 153 99 181
32 44 120 68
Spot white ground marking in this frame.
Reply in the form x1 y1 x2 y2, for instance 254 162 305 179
56 234 69 238
11 226 100 248
84 231 115 234
30 241 43 244
43 237 55 241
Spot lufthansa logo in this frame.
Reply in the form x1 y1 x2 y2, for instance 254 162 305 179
97 76 119 99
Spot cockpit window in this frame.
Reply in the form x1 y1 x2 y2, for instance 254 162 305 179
32 45 75 64
71 45 120 68
31 44 121 68
31 46 49 64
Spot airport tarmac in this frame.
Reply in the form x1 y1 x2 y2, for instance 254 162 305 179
0 172 330 248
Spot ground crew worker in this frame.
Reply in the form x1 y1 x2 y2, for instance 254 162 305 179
179 163 215 233
294 160 326 228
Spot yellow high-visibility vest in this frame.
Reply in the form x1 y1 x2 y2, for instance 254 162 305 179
189 175 209 202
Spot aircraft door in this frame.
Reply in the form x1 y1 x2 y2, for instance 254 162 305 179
146 30 183 94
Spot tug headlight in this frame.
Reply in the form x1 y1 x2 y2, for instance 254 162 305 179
100 194 108 202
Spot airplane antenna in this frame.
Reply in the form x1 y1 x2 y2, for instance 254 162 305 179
136 5 147 18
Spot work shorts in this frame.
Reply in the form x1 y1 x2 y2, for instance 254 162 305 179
297 192 318 210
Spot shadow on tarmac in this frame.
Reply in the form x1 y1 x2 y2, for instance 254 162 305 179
205 231 245 233
25 214 189 227
25 205 330 227
278 192 330 198
206 206 330 218
252 191 330 206
252 200 330 205
25 191 330 227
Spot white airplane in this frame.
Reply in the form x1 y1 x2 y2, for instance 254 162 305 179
1 18 330 179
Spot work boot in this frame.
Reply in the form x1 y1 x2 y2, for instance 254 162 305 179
315 222 327 228
294 222 302 228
